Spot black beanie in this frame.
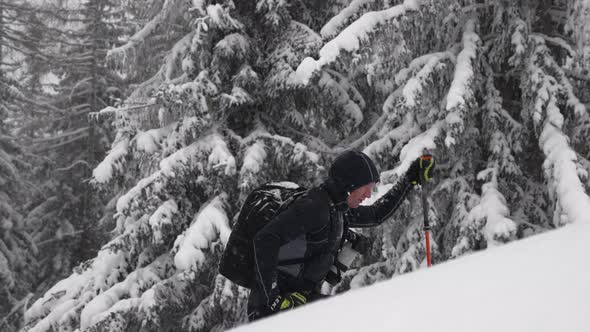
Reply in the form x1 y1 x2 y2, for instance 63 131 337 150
329 150 380 192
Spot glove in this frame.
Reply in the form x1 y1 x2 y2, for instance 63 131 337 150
346 230 371 254
269 292 307 312
407 155 435 185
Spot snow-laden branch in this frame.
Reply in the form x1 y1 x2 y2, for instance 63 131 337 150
239 140 268 190
242 130 322 165
173 194 231 272
320 0 373 39
531 33 575 57
468 168 516 247
526 38 590 225
531 35 588 118
182 274 248 331
165 31 197 81
149 200 179 244
393 121 443 177
295 0 422 84
79 255 170 330
220 86 254 108
318 71 363 126
214 33 251 60
254 113 329 154
90 103 157 123
364 113 420 162
25 132 237 330
241 141 267 175
446 19 479 110
207 3 245 31
398 51 456 107
344 112 387 151
106 0 187 79
25 250 128 327
325 69 366 110
566 0 590 64
508 18 527 67
92 136 130 184
116 133 236 214
134 123 176 154
395 51 456 86
539 125 590 225
444 18 480 147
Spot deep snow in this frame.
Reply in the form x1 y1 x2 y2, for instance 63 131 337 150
234 222 590 332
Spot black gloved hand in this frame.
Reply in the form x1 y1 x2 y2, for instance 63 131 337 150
406 155 435 185
347 230 371 254
269 292 308 312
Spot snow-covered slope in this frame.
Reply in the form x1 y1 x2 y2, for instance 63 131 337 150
234 223 590 332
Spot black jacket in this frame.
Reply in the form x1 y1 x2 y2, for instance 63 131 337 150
252 176 413 304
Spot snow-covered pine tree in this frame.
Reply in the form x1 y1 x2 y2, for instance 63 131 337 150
564 0 590 192
23 1 332 331
0 18 37 329
296 0 590 289
6 0 131 301
0 3 145 331
23 0 590 331
1 2 47 330
0 105 36 332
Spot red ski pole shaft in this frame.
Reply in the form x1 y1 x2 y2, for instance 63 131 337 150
425 228 432 267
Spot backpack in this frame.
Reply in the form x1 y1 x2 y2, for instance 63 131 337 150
219 182 308 288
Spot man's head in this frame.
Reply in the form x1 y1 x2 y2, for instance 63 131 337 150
329 150 380 208
346 182 376 208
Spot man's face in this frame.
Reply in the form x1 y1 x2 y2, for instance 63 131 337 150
346 182 376 209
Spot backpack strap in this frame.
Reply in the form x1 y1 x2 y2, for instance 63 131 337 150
277 191 336 268
276 190 348 273
277 254 321 266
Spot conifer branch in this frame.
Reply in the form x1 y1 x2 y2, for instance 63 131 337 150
259 113 338 154
564 68 590 82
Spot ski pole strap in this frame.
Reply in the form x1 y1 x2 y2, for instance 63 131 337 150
419 155 434 182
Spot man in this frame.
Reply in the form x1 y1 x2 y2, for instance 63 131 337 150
248 150 435 321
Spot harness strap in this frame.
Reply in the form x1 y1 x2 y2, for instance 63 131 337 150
277 254 320 266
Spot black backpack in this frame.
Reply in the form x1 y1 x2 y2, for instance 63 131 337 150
219 182 307 288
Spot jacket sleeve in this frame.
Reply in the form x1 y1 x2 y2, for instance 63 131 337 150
252 196 329 305
345 176 412 228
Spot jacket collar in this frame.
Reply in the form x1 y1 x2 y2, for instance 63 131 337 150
321 178 349 212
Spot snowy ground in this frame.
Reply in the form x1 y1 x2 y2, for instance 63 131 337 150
234 222 590 332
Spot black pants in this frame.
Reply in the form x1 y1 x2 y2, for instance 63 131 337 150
247 288 329 322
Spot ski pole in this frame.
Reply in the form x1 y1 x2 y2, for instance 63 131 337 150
419 155 434 267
